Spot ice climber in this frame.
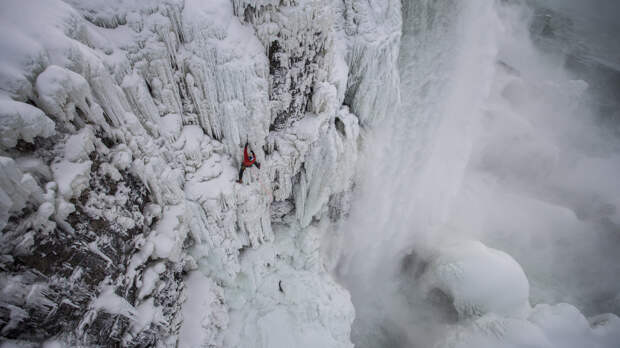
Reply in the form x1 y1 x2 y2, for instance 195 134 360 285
237 142 260 183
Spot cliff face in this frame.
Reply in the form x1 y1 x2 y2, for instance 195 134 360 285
0 0 400 346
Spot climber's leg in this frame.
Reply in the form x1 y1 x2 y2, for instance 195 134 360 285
237 166 246 183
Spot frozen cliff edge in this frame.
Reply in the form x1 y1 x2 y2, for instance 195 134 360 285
0 0 401 346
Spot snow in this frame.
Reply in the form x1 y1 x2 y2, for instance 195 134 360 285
0 99 55 149
0 157 45 231
0 0 75 100
158 114 183 143
35 65 96 128
110 144 133 171
128 298 165 340
51 159 91 200
91 284 135 318
98 162 122 181
64 126 96 162
294 108 359 227
438 304 620 348
137 262 165 300
222 226 355 348
87 240 114 267
150 204 190 262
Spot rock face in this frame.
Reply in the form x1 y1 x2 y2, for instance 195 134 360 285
0 0 399 346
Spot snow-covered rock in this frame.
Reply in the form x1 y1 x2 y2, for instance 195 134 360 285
0 0 394 345
35 65 101 130
0 99 55 149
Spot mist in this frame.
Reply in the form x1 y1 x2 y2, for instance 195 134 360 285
335 0 620 347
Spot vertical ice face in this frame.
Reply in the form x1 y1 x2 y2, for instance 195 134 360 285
0 0 404 346
341 0 402 127
232 0 334 130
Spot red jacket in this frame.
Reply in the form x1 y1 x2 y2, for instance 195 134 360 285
243 145 256 167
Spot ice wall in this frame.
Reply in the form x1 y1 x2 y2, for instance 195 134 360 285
0 0 401 346
341 0 402 127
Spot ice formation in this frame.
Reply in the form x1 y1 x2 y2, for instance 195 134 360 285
0 0 373 346
427 241 620 348
420 241 531 319
0 100 55 149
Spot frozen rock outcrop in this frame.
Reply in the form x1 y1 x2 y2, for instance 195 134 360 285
232 0 334 130
0 0 405 345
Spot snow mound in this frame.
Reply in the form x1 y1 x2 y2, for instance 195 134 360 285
422 240 530 319
0 99 55 149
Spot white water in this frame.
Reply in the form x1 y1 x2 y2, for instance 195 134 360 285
337 0 620 347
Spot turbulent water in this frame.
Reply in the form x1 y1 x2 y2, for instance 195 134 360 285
337 0 620 347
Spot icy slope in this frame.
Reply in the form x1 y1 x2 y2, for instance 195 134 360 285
0 0 400 346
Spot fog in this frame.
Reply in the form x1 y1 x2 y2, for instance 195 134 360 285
335 0 620 347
